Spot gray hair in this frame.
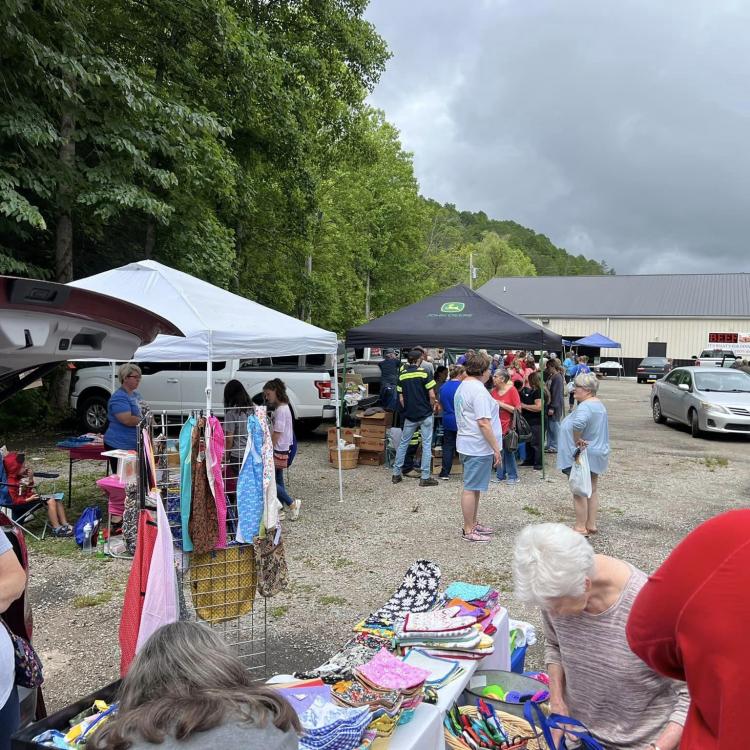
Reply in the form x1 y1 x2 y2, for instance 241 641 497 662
494 368 511 382
117 362 142 384
513 523 595 605
574 371 599 394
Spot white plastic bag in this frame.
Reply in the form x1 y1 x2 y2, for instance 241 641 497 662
569 449 592 498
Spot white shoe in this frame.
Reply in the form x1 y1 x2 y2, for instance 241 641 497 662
289 498 302 521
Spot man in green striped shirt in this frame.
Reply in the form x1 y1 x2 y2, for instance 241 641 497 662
392 350 438 487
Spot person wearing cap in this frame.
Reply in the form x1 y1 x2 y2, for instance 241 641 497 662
379 349 400 412
392 350 438 487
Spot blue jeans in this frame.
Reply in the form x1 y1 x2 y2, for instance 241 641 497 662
275 467 294 507
546 417 560 450
497 444 519 480
0 686 19 750
394 415 434 479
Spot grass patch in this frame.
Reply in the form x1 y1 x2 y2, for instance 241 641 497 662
702 456 729 471
332 557 352 570
73 591 113 609
292 582 316 595
319 595 347 606
271 605 288 619
522 505 542 517
606 507 625 516
26 537 82 558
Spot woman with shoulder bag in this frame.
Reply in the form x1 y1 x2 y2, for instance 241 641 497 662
490 369 521 484
520 371 544 470
262 380 300 522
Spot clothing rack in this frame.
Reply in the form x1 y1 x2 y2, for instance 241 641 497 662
135 409 268 679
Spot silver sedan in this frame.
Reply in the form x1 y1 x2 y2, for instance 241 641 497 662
650 366 750 438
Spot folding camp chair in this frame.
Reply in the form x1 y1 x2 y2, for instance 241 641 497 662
0 455 61 541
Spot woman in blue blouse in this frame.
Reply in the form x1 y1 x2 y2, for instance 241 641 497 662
557 372 609 537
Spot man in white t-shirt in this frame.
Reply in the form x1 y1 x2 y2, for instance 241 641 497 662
0 528 26 745
454 353 502 544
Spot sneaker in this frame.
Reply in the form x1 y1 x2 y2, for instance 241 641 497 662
392 474 403 484
474 523 494 535
278 509 286 521
439 475 450 481
419 478 438 487
403 469 419 478
490 476 502 484
289 498 301 521
462 529 490 543
505 478 521 484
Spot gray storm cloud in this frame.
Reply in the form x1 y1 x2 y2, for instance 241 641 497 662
366 0 750 273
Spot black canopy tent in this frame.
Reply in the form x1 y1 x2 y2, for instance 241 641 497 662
345 284 563 478
345 284 562 351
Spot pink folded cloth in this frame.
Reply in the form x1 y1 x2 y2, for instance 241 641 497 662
356 648 430 691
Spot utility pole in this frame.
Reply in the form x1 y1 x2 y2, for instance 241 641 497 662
469 252 473 289
365 271 371 319
305 254 312 323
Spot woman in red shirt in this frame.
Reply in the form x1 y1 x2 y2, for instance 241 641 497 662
627 509 750 749
490 369 521 483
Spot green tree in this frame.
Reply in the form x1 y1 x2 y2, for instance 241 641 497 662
471 231 537 287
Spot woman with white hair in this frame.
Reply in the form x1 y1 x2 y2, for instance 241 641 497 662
513 523 688 750
557 371 609 535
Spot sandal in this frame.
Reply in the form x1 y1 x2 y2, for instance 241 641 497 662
462 529 490 543
474 523 495 535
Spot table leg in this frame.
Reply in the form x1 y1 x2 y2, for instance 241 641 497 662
68 457 73 508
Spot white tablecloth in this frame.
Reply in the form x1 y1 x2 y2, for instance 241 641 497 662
390 607 510 750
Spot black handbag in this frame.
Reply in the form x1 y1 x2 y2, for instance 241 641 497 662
504 409 532 451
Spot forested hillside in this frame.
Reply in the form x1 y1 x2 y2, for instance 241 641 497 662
0 0 610 336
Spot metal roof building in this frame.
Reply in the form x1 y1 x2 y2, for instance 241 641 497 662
478 274 750 373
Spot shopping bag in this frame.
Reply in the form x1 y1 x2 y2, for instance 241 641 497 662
568 449 592 498
514 412 533 443
524 700 605 750
254 529 289 597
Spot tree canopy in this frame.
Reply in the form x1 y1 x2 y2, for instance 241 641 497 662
0 0 611 336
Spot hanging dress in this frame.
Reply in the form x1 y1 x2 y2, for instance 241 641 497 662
189 418 218 554
236 414 265 543
207 415 227 549
119 510 158 676
136 495 178 652
179 416 196 552
257 406 280 532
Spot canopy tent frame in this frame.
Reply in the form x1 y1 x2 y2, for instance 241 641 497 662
71 260 346 500
568 332 623 380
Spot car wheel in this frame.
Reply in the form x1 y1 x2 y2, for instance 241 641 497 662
652 398 666 424
295 418 322 436
79 392 109 432
689 408 702 438
637 378 643 384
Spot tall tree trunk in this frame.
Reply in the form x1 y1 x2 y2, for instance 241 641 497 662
144 220 156 258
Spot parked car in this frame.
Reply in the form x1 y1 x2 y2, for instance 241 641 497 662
650 366 750 438
636 357 671 383
0 274 177 727
694 349 737 367
71 355 335 433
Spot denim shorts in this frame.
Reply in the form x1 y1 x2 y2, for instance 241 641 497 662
461 454 494 492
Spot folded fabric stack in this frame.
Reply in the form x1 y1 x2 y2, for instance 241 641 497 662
396 605 495 660
355 559 442 638
295 633 393 684
401 647 464 688
353 648 430 735
299 698 372 750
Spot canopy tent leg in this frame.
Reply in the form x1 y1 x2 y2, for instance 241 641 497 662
540 338 546 480
333 356 344 502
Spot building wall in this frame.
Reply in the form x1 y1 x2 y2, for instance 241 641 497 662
530 317 750 361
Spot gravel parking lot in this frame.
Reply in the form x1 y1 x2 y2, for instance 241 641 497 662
25 377 749 712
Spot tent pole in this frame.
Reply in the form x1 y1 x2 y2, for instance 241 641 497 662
540 336 546 480
333 355 344 502
205 332 213 413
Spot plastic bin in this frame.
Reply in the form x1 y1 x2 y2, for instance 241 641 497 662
12 681 120 750
511 644 527 673
460 670 548 719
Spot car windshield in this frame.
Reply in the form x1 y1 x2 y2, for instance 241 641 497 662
641 358 667 365
699 350 733 358
694 371 750 392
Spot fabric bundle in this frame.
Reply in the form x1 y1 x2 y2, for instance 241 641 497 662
299 698 372 750
400 647 463 688
295 633 393 684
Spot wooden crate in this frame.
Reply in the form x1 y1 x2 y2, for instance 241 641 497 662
358 449 385 466
329 447 359 469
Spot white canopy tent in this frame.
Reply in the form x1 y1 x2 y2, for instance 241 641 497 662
70 260 345 500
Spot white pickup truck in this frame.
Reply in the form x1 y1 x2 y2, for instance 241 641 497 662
694 349 738 367
70 355 336 433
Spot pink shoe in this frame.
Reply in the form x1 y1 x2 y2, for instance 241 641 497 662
462 529 490 543
474 523 494 535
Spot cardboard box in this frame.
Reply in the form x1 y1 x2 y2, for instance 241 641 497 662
358 449 385 466
327 427 357 448
432 456 463 474
358 437 385 452
359 424 387 438
357 411 393 428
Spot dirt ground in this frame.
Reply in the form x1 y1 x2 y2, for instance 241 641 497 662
21 378 749 712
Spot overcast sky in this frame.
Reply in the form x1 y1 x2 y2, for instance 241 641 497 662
364 0 750 274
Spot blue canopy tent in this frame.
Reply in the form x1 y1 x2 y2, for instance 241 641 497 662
571 333 623 377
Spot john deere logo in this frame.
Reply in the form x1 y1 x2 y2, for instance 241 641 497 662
441 302 465 313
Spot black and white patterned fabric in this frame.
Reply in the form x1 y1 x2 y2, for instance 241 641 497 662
369 559 441 623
